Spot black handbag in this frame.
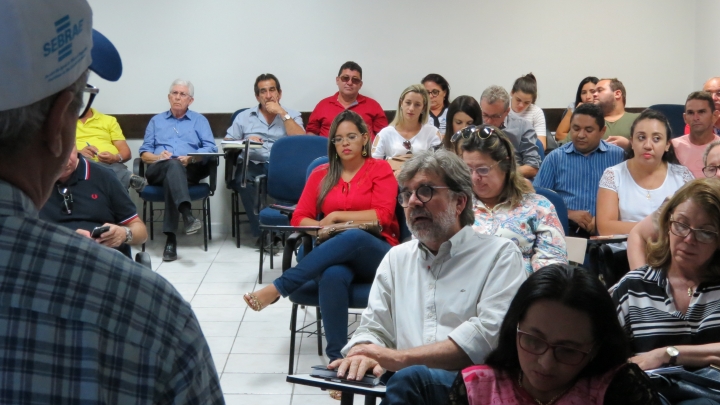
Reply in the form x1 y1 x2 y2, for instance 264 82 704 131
648 366 720 403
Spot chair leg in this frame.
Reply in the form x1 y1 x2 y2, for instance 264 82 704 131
364 395 378 405
231 193 236 238
289 303 298 375
269 230 274 269
316 307 323 356
149 202 154 241
142 200 147 252
234 192 241 248
207 197 212 241
202 199 208 252
258 229 265 284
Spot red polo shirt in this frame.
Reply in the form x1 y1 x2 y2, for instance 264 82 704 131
306 92 388 138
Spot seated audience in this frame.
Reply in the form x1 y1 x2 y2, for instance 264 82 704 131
534 104 624 236
139 79 218 261
422 73 450 134
611 179 720 390
243 111 399 366
593 78 639 149
224 73 304 242
449 264 660 405
306 61 388 138
480 86 541 179
328 149 526 404
372 84 440 159
40 146 148 250
555 76 599 142
684 77 720 135
673 91 720 178
442 95 482 153
452 125 567 274
509 73 548 149
597 110 693 236
77 107 146 191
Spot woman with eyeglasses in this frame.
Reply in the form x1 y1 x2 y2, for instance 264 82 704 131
596 110 694 237
422 73 450 134
448 264 661 405
454 124 566 274
555 77 599 142
442 95 483 153
509 73 548 149
243 111 399 368
372 84 441 159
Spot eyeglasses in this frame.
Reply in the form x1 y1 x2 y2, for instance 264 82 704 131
170 90 191 99
427 89 441 97
669 216 718 244
468 162 501 176
331 133 363 144
402 140 412 154
481 112 505 121
516 327 594 366
57 185 73 215
450 125 496 143
702 165 720 178
397 185 450 208
79 84 99 119
339 75 362 85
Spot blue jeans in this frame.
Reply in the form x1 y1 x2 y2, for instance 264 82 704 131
231 161 267 237
273 229 391 360
380 366 457 405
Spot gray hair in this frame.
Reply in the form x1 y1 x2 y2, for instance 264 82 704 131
480 85 510 110
169 79 194 97
0 71 87 156
704 140 720 166
397 149 475 227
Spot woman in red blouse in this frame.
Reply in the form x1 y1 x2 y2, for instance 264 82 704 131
244 110 400 361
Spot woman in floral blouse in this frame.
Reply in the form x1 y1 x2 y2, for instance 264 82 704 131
451 124 567 274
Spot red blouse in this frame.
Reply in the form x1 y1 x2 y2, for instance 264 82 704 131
291 157 400 246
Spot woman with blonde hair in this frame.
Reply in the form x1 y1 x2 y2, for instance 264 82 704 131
372 84 441 159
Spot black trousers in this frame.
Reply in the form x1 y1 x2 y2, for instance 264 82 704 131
145 159 209 233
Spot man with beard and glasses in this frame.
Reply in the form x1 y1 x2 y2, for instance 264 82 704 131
328 149 526 404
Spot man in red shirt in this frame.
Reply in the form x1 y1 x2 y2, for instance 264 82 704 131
306 61 388 138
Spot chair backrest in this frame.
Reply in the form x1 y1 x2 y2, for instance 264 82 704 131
229 108 249 126
306 156 329 180
534 187 568 235
536 138 545 161
395 198 412 243
267 136 328 202
648 104 685 139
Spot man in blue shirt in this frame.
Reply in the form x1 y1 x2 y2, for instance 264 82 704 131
534 103 625 236
140 79 218 261
224 73 304 241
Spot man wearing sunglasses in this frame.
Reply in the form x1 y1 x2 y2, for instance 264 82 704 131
329 150 525 404
306 61 388 138
0 1 222 403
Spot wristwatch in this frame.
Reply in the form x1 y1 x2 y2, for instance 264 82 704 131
666 346 679 366
282 113 291 122
123 226 133 244
116 153 123 163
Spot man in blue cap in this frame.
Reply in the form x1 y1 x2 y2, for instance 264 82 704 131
0 1 223 403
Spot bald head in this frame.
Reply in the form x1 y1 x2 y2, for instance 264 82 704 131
703 77 720 112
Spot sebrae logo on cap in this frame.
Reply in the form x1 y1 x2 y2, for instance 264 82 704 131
43 15 84 62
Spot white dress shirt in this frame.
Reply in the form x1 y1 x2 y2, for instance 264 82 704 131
342 226 526 365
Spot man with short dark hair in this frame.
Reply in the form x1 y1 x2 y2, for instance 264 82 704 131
306 61 388 138
224 73 304 240
593 78 639 149
329 149 525 404
534 103 625 236
673 91 720 178
0 1 222 402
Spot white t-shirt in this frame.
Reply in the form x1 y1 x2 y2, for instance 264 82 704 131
372 123 441 159
509 103 546 137
598 161 694 222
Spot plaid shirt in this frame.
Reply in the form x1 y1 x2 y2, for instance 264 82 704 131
0 180 224 404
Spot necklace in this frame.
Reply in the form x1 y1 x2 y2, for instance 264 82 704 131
518 372 571 405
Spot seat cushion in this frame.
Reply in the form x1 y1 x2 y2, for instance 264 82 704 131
140 184 210 202
188 184 211 201
288 280 372 309
259 207 290 226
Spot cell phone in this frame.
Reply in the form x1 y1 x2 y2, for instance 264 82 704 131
91 225 111 238
310 365 382 387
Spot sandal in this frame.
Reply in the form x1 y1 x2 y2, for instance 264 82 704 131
328 389 342 400
243 292 279 312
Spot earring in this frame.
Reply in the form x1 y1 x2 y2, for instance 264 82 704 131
362 149 367 157
336 153 339 159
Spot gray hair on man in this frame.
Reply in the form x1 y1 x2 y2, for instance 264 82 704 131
169 79 194 97
480 85 510 110
397 149 475 227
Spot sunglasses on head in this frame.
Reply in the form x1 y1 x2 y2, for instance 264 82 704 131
57 185 73 215
450 125 496 143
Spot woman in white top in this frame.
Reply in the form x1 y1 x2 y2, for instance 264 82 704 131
372 84 441 159
508 73 547 149
597 109 694 236
421 73 450 134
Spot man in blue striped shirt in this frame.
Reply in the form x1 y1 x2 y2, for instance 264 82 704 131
534 104 624 236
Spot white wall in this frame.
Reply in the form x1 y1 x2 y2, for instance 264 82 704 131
89 0 697 115
695 0 720 88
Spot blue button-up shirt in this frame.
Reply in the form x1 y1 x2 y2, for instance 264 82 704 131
140 109 218 156
225 104 303 162
533 140 625 215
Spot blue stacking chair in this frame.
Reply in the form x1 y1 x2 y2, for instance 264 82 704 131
536 138 545 161
648 104 685 138
534 186 568 235
225 108 250 248
133 157 219 251
256 136 328 283
282 192 412 375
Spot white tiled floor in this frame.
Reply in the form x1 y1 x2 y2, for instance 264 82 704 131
142 228 364 404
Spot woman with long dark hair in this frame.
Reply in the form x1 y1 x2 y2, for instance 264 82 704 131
556 76 599 142
442 95 482 153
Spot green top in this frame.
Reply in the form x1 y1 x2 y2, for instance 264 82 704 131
603 111 640 139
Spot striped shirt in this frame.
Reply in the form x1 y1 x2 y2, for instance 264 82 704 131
0 180 224 404
533 140 625 216
610 266 720 354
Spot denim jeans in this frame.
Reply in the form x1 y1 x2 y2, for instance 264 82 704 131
273 229 391 360
380 365 457 405
231 161 267 237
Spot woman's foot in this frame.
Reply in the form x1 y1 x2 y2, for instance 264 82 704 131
328 390 342 400
243 285 281 312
